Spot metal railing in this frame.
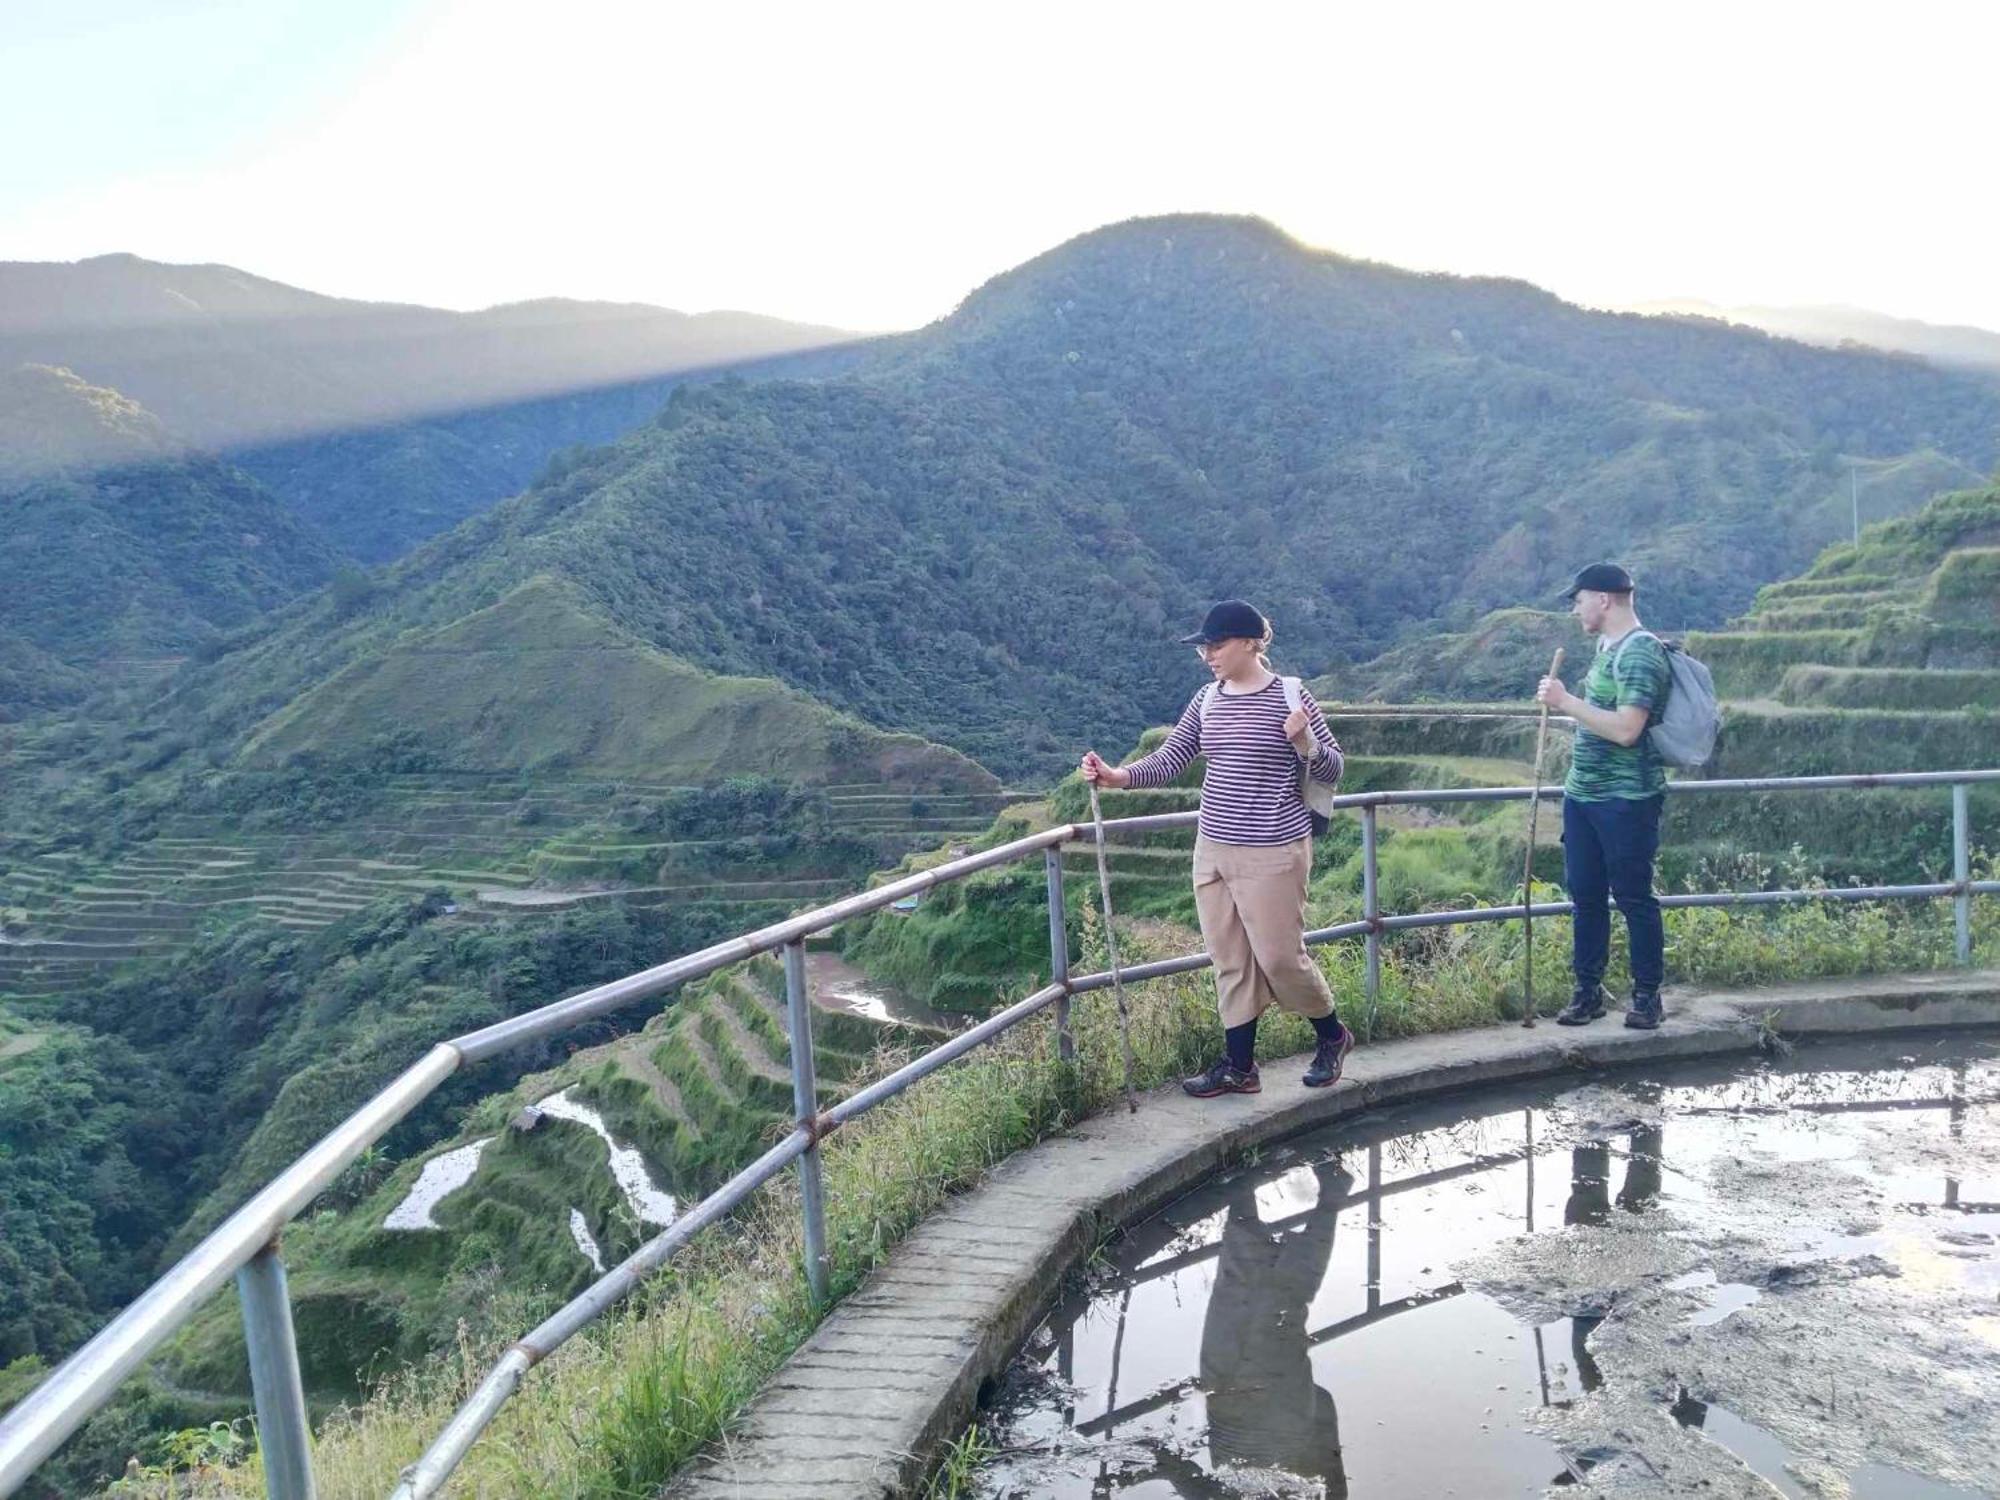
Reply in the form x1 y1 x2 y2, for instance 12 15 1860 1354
1 768 1995 1498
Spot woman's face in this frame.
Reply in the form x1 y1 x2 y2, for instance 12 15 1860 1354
1194 636 1263 682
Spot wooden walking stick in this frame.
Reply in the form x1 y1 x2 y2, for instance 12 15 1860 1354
1521 647 1566 1028
1087 781 1141 1113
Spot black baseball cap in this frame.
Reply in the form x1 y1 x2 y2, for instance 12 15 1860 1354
1178 599 1268 644
1561 563 1635 600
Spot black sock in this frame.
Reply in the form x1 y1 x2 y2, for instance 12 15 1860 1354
1225 1020 1258 1071
1309 1012 1345 1042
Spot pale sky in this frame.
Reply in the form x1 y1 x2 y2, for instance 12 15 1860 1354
5 0 1998 333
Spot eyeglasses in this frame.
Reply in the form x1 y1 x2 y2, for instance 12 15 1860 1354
1192 641 1226 657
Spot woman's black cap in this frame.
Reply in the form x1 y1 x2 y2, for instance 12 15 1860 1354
1561 563 1635 599
1178 599 1268 644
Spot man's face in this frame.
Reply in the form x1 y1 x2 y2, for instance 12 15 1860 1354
1571 589 1611 635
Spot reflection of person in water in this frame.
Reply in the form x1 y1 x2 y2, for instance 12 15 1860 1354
1561 1112 1664 1396
1198 1158 1352 1496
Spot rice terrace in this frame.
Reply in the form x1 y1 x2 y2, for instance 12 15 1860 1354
4 7 2000 1499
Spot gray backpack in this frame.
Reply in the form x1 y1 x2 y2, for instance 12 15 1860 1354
1613 631 1720 769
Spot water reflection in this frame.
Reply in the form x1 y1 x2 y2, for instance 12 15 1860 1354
978 1037 2000 1499
1200 1163 1350 1494
1559 1100 1663 1399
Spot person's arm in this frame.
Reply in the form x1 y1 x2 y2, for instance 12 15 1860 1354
1536 640 1660 746
1082 697 1201 789
1546 690 1647 746
1292 686 1344 786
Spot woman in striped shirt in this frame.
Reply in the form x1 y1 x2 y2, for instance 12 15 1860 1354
1081 599 1354 1098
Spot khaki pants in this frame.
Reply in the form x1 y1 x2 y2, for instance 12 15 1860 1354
1193 835 1335 1028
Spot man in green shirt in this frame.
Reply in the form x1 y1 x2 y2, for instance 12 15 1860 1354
1534 564 1671 1029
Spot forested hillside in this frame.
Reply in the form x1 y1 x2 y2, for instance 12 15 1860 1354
103 214 2000 781
10 216 2000 1496
0 366 338 716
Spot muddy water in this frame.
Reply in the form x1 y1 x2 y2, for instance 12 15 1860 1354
978 1035 2000 1499
804 949 960 1033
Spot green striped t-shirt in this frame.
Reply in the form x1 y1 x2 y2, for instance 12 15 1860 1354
1564 629 1670 803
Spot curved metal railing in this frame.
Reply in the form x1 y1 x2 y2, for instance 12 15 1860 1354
1 768 1995 1498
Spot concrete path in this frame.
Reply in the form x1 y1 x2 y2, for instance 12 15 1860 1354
660 969 2000 1500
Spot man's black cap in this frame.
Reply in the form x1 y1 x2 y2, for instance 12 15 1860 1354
1561 563 1635 600
1178 599 1268 644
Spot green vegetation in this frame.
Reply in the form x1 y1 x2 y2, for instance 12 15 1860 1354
1689 484 2000 706
11 223 2000 1497
165 868 1995 1500
1778 666 2000 710
1322 607 1574 703
239 577 999 785
0 367 337 717
47 216 2000 786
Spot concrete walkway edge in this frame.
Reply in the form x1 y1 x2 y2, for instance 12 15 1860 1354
661 970 2000 1499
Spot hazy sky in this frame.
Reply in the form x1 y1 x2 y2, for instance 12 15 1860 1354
6 0 1997 332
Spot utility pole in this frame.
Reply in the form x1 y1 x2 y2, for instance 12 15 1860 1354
1851 466 1860 544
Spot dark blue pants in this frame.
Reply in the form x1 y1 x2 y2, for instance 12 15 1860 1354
1561 794 1665 993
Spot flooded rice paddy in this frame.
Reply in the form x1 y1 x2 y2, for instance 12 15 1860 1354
976 1034 2000 1499
805 948 960 1032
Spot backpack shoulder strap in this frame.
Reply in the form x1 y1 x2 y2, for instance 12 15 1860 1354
1197 683 1220 724
1279 676 1318 757
1612 629 1661 670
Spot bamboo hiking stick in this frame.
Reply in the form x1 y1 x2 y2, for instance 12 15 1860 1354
1087 782 1141 1112
1521 647 1566 1028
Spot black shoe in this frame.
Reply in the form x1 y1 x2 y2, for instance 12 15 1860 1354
1303 1024 1354 1088
1624 989 1664 1030
1182 1057 1261 1098
1556 985 1609 1026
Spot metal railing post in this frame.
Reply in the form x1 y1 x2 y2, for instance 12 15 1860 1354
781 942 831 1304
1953 782 1972 967
1362 804 1381 1035
1046 848 1074 1061
235 1242 314 1500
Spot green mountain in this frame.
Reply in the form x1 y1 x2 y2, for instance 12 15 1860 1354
239 575 998 785
0 254 865 562
0 365 339 714
1690 483 2000 704
1321 607 1576 702
123 214 2000 782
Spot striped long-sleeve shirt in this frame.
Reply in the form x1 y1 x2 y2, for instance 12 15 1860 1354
1123 677 1343 845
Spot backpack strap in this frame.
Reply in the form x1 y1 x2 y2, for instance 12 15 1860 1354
1280 675 1318 758
1196 682 1220 725
1611 628 1657 670
1611 630 1671 715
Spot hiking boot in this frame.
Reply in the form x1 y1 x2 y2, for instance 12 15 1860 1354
1303 1023 1355 1089
1556 984 1609 1026
1624 988 1665 1030
1182 1057 1261 1098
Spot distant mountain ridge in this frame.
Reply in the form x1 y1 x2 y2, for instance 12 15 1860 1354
1631 297 2000 374
0 252 859 443
122 214 2000 779
0 253 871 562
